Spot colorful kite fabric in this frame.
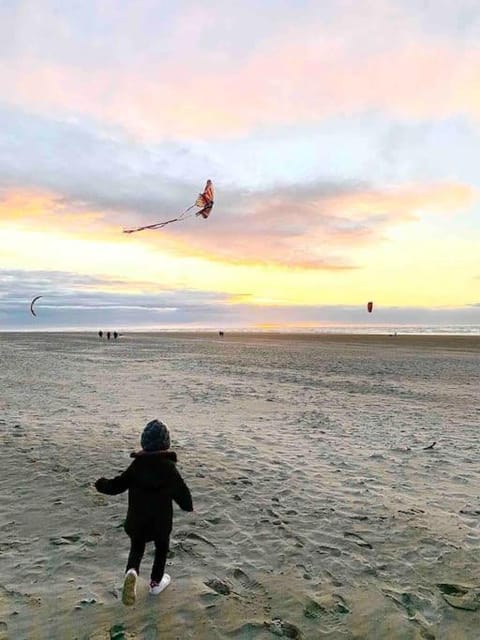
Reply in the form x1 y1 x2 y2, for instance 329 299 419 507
195 179 214 219
123 180 214 233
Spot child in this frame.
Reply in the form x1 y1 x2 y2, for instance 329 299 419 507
95 419 193 605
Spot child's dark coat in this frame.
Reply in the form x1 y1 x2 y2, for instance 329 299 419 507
95 450 193 541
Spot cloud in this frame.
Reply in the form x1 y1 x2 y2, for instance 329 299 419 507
2 45 479 139
0 268 234 329
2 2 480 137
5 177 474 270
0 106 215 219
1 109 476 269
1 268 479 331
155 180 476 268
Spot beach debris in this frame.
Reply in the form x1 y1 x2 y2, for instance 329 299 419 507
423 441 436 450
437 583 480 611
264 618 302 638
204 578 231 595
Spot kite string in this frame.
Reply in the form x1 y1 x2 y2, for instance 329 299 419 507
177 203 196 220
149 204 197 229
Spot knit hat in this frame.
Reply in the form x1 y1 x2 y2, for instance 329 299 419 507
141 419 170 452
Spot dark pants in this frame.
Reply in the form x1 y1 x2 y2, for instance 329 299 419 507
126 537 169 582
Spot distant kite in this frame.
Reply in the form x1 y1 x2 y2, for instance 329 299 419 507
123 180 215 234
30 296 43 317
367 301 373 313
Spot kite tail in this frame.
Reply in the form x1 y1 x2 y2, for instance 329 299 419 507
122 203 197 234
123 219 178 233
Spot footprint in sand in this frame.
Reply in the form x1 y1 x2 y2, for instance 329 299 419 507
343 531 372 549
232 568 266 596
383 588 436 639
109 623 126 639
264 618 302 638
383 588 428 618
316 545 342 557
204 577 231 595
230 568 274 614
266 508 279 519
225 621 267 638
296 563 313 580
303 593 349 619
437 583 480 611
183 531 216 547
49 533 82 546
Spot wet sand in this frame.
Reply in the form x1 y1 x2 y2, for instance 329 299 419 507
0 332 479 639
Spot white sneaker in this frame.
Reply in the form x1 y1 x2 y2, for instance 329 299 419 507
149 573 171 595
122 568 138 606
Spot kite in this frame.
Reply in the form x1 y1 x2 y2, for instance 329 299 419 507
30 296 43 317
367 301 373 313
123 180 214 234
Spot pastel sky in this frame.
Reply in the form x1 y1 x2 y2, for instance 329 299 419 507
1 0 479 330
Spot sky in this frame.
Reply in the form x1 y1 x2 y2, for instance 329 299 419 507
1 0 479 330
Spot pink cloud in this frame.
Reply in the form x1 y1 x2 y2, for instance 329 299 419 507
2 181 475 269
137 181 477 268
2 32 480 138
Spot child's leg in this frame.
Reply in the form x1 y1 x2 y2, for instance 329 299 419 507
126 538 146 575
151 537 169 583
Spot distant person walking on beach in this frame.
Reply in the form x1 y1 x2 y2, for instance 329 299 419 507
94 419 193 605
98 330 103 339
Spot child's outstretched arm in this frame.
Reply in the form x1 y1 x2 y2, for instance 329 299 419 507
171 467 194 512
95 464 133 495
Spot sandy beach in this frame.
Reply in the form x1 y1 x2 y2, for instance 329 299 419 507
1 332 479 639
